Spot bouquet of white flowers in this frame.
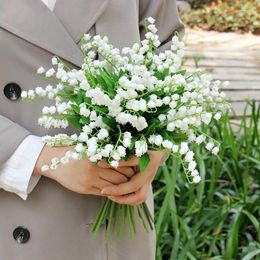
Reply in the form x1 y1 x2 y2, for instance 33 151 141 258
22 17 230 239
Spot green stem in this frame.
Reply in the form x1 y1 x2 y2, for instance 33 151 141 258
142 203 154 230
91 199 111 235
117 204 122 238
105 201 116 240
137 205 149 232
112 203 118 233
128 206 136 237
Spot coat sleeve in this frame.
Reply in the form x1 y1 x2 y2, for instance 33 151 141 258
0 115 30 165
139 0 185 51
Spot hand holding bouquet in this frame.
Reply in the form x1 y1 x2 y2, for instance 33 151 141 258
22 17 230 239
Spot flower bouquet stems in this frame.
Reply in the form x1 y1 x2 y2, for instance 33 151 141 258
91 199 154 240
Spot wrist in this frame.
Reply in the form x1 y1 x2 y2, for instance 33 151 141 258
33 145 59 180
33 145 75 181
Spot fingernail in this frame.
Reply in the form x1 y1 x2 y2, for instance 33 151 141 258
101 189 111 195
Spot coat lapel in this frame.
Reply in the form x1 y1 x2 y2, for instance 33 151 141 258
0 0 106 67
95 0 140 49
54 0 109 43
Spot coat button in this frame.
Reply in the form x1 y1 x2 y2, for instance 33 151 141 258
3 83 22 101
13 226 30 244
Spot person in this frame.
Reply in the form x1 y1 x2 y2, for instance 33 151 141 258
0 0 184 259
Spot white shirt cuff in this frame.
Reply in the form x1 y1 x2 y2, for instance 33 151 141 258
0 135 45 200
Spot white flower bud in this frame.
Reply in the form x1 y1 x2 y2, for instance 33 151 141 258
193 175 201 183
185 151 194 162
49 106 56 114
50 163 58 170
163 96 171 104
158 114 166 122
110 160 119 168
37 67 45 74
212 147 219 155
147 100 156 108
188 161 197 171
71 152 80 160
196 135 205 144
75 143 84 153
147 17 155 24
21 91 27 99
28 90 35 99
154 135 163 146
135 140 148 157
191 170 199 177
167 122 176 132
48 92 55 99
172 145 179 153
51 57 58 65
41 164 49 172
162 140 173 150
206 142 214 151
61 156 69 165
214 113 222 120
46 68 55 77
171 94 179 100
169 101 177 109
35 87 44 95
42 106 49 114
80 106 90 117
179 142 189 155
97 128 109 140
117 146 126 157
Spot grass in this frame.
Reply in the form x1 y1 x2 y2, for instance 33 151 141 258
154 101 260 259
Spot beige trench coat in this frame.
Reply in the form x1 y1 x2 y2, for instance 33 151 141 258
0 0 184 259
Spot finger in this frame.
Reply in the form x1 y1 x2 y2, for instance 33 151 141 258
99 169 128 184
95 178 114 190
96 160 111 169
97 156 139 168
108 184 150 205
116 166 135 178
101 171 148 196
117 156 139 167
87 187 106 196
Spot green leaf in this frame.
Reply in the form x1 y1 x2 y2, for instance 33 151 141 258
96 74 108 91
154 68 169 80
58 89 78 102
118 69 125 79
145 118 161 136
96 68 116 97
102 117 117 131
226 208 243 259
94 105 109 114
84 96 92 104
64 114 82 131
129 136 138 150
76 90 86 104
160 130 187 143
85 70 96 87
79 116 90 125
139 153 150 172
173 69 187 76
70 104 80 114
161 130 172 140
241 249 260 260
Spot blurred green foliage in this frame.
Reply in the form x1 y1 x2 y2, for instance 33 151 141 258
184 0 215 9
181 0 260 34
154 101 260 259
